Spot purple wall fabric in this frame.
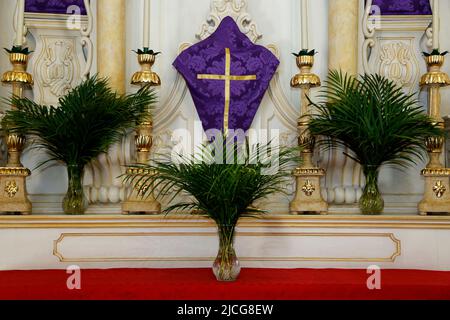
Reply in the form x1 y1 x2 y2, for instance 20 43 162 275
371 0 431 15
25 0 86 15
173 17 279 134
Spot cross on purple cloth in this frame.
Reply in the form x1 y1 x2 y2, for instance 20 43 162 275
173 16 280 134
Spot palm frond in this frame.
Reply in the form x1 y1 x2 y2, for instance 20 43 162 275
2 75 157 169
308 70 444 170
124 137 299 225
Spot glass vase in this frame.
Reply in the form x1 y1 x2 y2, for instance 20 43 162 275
212 224 241 281
63 164 86 215
359 166 384 215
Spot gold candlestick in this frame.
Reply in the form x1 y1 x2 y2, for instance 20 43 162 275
0 52 33 215
122 53 161 215
418 54 450 215
289 55 328 215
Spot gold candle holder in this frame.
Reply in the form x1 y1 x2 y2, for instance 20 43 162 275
289 55 328 215
122 53 161 215
418 54 450 215
0 52 33 215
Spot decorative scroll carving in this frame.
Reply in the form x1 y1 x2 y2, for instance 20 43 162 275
80 0 93 79
362 0 379 74
379 41 416 90
196 0 261 42
41 40 75 97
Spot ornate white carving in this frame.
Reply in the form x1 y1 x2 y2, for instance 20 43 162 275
425 24 433 49
32 35 81 105
27 13 86 105
378 41 418 92
362 0 379 74
196 0 262 42
41 40 75 97
80 0 93 79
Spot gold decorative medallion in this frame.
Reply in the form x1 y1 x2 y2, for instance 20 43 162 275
302 180 315 197
135 182 150 197
5 181 19 198
433 181 446 198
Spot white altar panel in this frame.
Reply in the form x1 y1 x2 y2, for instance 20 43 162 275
1 215 450 271
54 231 399 262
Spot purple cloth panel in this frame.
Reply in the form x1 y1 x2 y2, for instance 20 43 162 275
25 0 86 15
173 16 279 133
371 0 431 15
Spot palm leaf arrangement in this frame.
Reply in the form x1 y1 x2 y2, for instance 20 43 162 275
125 137 299 281
308 70 443 215
2 75 157 214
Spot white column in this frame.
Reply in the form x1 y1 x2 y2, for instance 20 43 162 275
97 0 126 94
327 0 360 204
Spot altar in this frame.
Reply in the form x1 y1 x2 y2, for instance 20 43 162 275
1 0 450 277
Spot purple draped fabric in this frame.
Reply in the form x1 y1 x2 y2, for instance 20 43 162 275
25 0 86 15
371 0 431 15
173 16 279 134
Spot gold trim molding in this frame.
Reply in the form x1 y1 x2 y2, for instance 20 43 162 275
53 232 401 263
0 168 31 177
2 214 450 229
421 168 450 176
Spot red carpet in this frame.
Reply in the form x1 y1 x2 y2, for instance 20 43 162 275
0 268 450 300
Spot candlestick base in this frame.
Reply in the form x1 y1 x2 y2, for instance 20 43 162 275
0 168 32 215
418 169 450 216
122 169 161 215
289 167 328 215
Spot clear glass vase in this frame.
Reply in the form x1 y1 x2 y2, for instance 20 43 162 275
359 166 384 215
63 164 86 215
212 224 241 282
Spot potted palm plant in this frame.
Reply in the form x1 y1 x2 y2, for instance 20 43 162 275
2 76 157 214
125 137 298 281
308 70 443 215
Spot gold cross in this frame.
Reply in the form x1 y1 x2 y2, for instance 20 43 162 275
197 48 257 133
